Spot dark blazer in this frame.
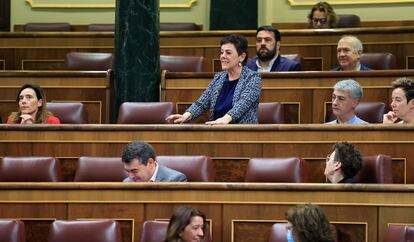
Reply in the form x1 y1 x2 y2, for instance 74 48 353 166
331 64 372 71
246 55 301 72
123 164 187 182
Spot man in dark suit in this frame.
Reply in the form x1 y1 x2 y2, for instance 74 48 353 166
246 25 301 72
122 141 187 182
332 35 372 71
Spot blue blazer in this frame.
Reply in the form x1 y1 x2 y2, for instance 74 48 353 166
187 67 261 124
123 164 187 182
331 64 372 71
246 55 301 72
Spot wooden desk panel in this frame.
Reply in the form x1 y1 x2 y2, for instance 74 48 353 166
162 70 414 124
0 124 413 184
0 183 414 242
1 27 414 71
0 71 111 123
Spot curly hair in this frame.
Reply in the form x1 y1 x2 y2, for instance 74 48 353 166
286 204 335 242
333 142 362 179
164 206 206 242
392 77 414 103
308 2 338 28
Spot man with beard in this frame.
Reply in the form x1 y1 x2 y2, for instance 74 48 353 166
332 35 372 71
326 79 368 124
246 26 301 72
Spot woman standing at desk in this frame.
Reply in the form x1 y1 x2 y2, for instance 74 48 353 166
166 34 261 125
6 83 60 124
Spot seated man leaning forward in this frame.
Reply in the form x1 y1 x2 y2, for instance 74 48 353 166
325 142 363 184
332 35 372 71
122 141 187 182
246 25 301 72
326 79 368 124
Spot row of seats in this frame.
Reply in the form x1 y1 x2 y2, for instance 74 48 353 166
2 219 412 242
268 222 414 242
0 156 214 182
63 51 397 71
0 155 393 183
7 101 385 125
21 22 202 32
64 52 208 72
117 101 388 124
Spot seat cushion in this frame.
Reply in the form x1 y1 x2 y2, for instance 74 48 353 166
0 157 61 182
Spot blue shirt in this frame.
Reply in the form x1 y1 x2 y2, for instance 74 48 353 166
326 115 368 124
213 78 239 120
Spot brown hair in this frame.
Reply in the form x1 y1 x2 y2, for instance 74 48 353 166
392 77 414 103
286 204 335 242
164 206 206 242
7 83 50 124
308 2 338 28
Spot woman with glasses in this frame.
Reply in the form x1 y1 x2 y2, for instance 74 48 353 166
308 2 338 29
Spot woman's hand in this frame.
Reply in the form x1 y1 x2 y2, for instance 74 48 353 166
383 111 397 124
205 114 232 125
166 112 192 124
20 114 34 124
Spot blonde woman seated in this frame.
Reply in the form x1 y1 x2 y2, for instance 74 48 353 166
6 83 60 124
383 77 414 124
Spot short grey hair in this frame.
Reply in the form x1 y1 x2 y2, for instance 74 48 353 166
334 79 363 101
340 35 363 52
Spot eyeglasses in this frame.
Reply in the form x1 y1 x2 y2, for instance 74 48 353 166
312 18 328 25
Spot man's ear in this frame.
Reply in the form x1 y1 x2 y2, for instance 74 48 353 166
334 161 342 171
408 98 414 109
147 158 156 167
351 99 359 109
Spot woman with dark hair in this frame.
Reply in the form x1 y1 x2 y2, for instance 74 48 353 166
164 206 206 242
166 34 261 124
6 83 60 124
383 77 414 124
308 2 338 29
286 204 335 242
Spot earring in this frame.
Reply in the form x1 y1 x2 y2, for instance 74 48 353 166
238 61 242 67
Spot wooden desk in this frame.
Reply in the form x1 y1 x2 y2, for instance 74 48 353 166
0 124 412 184
161 70 414 123
0 183 413 242
0 71 111 123
1 27 414 71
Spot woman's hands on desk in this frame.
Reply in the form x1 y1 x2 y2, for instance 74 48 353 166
166 112 192 124
205 114 232 125
166 113 233 125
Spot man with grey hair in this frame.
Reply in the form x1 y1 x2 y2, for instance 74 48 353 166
122 141 187 182
332 35 372 71
326 79 368 124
